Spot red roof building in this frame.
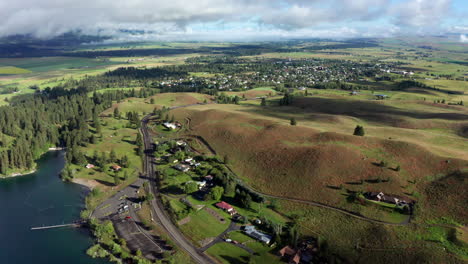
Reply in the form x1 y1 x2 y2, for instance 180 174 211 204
216 201 233 211
215 201 237 215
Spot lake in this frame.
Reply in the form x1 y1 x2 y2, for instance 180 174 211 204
0 151 109 264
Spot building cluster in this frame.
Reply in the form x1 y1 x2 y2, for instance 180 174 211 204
152 58 401 92
364 191 413 209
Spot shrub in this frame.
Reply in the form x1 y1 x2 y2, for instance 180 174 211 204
353 125 365 136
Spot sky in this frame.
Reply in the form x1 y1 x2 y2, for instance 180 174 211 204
0 0 467 41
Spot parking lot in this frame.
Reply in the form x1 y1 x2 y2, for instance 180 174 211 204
93 176 165 260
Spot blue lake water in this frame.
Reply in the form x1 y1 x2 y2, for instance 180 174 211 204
0 151 109 264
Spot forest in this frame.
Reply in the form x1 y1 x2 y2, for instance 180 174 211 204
0 87 157 175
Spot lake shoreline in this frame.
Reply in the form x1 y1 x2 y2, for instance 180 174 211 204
0 148 65 179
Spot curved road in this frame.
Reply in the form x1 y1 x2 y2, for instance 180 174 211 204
140 114 215 264
164 103 411 226
188 132 411 226
139 101 411 264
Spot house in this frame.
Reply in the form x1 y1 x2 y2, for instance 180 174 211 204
204 175 214 182
163 122 177 130
350 91 358 95
184 157 193 163
279 246 301 264
364 192 413 208
173 163 190 172
215 201 237 216
111 165 121 171
195 181 206 189
86 164 95 169
243 225 272 244
375 94 388 100
176 140 187 146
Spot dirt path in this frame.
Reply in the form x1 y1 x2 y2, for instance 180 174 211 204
179 123 412 226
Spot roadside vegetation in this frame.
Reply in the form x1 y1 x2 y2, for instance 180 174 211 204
0 37 466 263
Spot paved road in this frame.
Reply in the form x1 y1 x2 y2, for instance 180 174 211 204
199 221 240 252
187 132 412 226
93 176 165 260
141 114 215 264
159 102 412 226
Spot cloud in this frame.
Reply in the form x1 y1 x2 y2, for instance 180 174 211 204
461 34 468 43
392 0 452 27
0 0 462 40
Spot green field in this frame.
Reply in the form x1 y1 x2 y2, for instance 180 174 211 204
0 66 32 75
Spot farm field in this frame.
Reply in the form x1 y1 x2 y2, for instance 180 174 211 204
0 36 466 264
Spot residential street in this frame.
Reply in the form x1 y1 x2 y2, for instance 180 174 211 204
141 114 216 264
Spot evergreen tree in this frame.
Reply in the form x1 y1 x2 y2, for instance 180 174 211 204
121 155 129 168
353 125 365 136
290 117 297 126
109 149 117 163
113 107 120 119
114 173 121 186
136 133 143 147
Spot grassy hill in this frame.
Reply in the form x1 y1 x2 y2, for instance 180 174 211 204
170 99 467 262
174 107 466 207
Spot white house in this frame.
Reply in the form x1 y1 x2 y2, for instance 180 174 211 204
163 122 177 130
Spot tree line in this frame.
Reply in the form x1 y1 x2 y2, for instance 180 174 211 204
0 86 157 175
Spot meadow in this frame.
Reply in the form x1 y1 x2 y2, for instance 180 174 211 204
1 37 466 263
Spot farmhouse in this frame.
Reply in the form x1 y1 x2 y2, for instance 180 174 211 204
86 164 95 169
215 201 237 216
111 165 121 171
204 175 214 182
173 163 190 172
243 225 272 244
163 122 177 130
375 94 388 100
279 246 300 264
364 192 412 208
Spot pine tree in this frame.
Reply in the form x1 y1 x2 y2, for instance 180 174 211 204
121 155 129 168
113 107 120 119
114 173 121 186
290 117 297 126
109 149 117 163
353 125 365 136
136 133 143 147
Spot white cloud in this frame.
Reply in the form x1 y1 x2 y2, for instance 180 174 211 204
461 34 468 43
0 0 461 40
392 0 451 27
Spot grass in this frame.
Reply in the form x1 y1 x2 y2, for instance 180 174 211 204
225 87 277 99
69 116 142 211
206 243 251 264
178 206 231 247
0 66 32 75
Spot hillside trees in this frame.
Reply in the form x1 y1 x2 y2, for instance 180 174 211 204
0 85 151 175
279 93 293 106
